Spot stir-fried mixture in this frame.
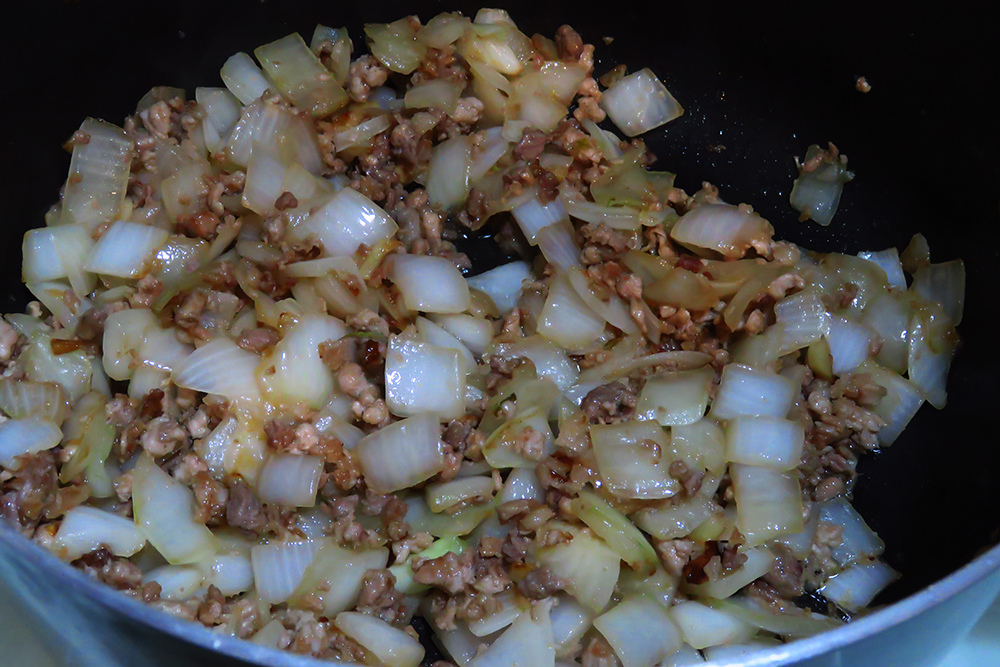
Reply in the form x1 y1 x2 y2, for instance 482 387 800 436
0 9 966 667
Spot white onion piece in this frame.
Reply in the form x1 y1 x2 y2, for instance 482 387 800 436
820 560 899 610
85 222 169 278
250 620 288 648
385 336 466 420
404 494 493 537
393 255 471 314
701 638 783 662
173 338 262 402
536 221 582 272
356 413 444 493
260 314 346 408
144 565 205 601
637 367 713 426
549 594 594 655
220 52 271 104
591 420 678 499
61 118 133 228
512 197 569 244
493 336 580 392
725 417 804 470
417 12 472 49
416 317 476 370
671 419 727 475
600 68 683 137
294 187 398 258
256 453 323 507
22 225 95 296
292 542 389 616
0 418 63 469
710 365 796 420
427 135 473 210
332 115 393 153
907 308 956 409
18 333 93 402
669 601 756 650
537 274 605 350
912 260 965 325
774 290 830 353
431 313 494 357
860 361 923 445
195 87 241 151
818 498 885 568
467 261 533 314
52 506 146 561
861 293 911 374
537 525 620 612
102 309 157 381
566 266 638 334
731 464 803 545
127 367 168 400
468 589 526 637
559 188 643 230
426 475 495 513
404 78 464 115
858 248 907 291
825 317 871 375
469 603 555 667
26 282 90 331
436 625 496 667
594 597 683 667
200 552 254 597
251 539 323 604
255 33 348 117
132 454 218 565
0 378 69 424
670 204 772 260
196 415 237 478
500 468 544 504
685 547 776 599
139 327 192 375
334 612 424 667
470 131 510 182
570 489 659 573
631 495 720 541
659 644 707 666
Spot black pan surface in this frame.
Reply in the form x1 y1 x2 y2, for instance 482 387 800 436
2 0 998 642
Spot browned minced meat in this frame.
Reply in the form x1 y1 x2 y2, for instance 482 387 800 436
355 568 406 624
74 547 143 591
668 460 705 497
581 381 638 424
192 472 229 525
237 327 279 353
762 545 805 599
412 550 475 595
226 479 266 532
517 566 565 599
581 635 622 667
0 451 58 534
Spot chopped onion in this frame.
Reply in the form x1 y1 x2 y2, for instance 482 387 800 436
912 259 965 325
102 308 157 381
259 314 346 408
820 560 899 610
0 378 70 424
537 523 621 612
392 255 471 314
860 361 924 445
255 33 348 117
536 221 582 272
570 488 659 574
173 338 262 402
61 118 133 228
710 365 796 420
492 336 580 392
144 565 205 601
636 367 713 426
550 594 595 655
431 313 494 357
789 145 854 227
417 12 472 49
417 317 476 370
366 19 428 75
426 475 495 513
132 453 218 564
0 417 62 469
468 589 527 637
858 248 907 291
293 186 398 258
250 620 288 648
426 135 473 209
385 336 466 420
670 204 773 261
195 87 242 152
725 416 804 470
52 506 146 561
671 419 727 474
404 78 465 115
861 293 911 374
825 316 871 375
512 196 569 244
467 261 532 314
591 420 679 499
685 547 776 599
644 269 718 311
707 597 842 638
251 539 323 604
537 274 605 350
593 596 683 667
566 266 639 334
404 494 494 537
907 303 957 409
659 644 706 666
600 68 683 137
335 611 425 667
469 603 555 667
482 406 554 469
310 25 352 86
818 498 885 568
500 468 544 504
332 114 393 153
220 52 272 104
22 224 95 296
669 601 756 650
730 465 803 545
256 453 323 507
291 541 389 616
85 222 169 278
701 638 783 662
631 495 721 541
200 550 254 597
356 413 445 493
774 290 830 353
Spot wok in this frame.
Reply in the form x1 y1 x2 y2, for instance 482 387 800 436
1 1 998 665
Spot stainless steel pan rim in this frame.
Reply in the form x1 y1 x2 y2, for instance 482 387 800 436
2 524 998 666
